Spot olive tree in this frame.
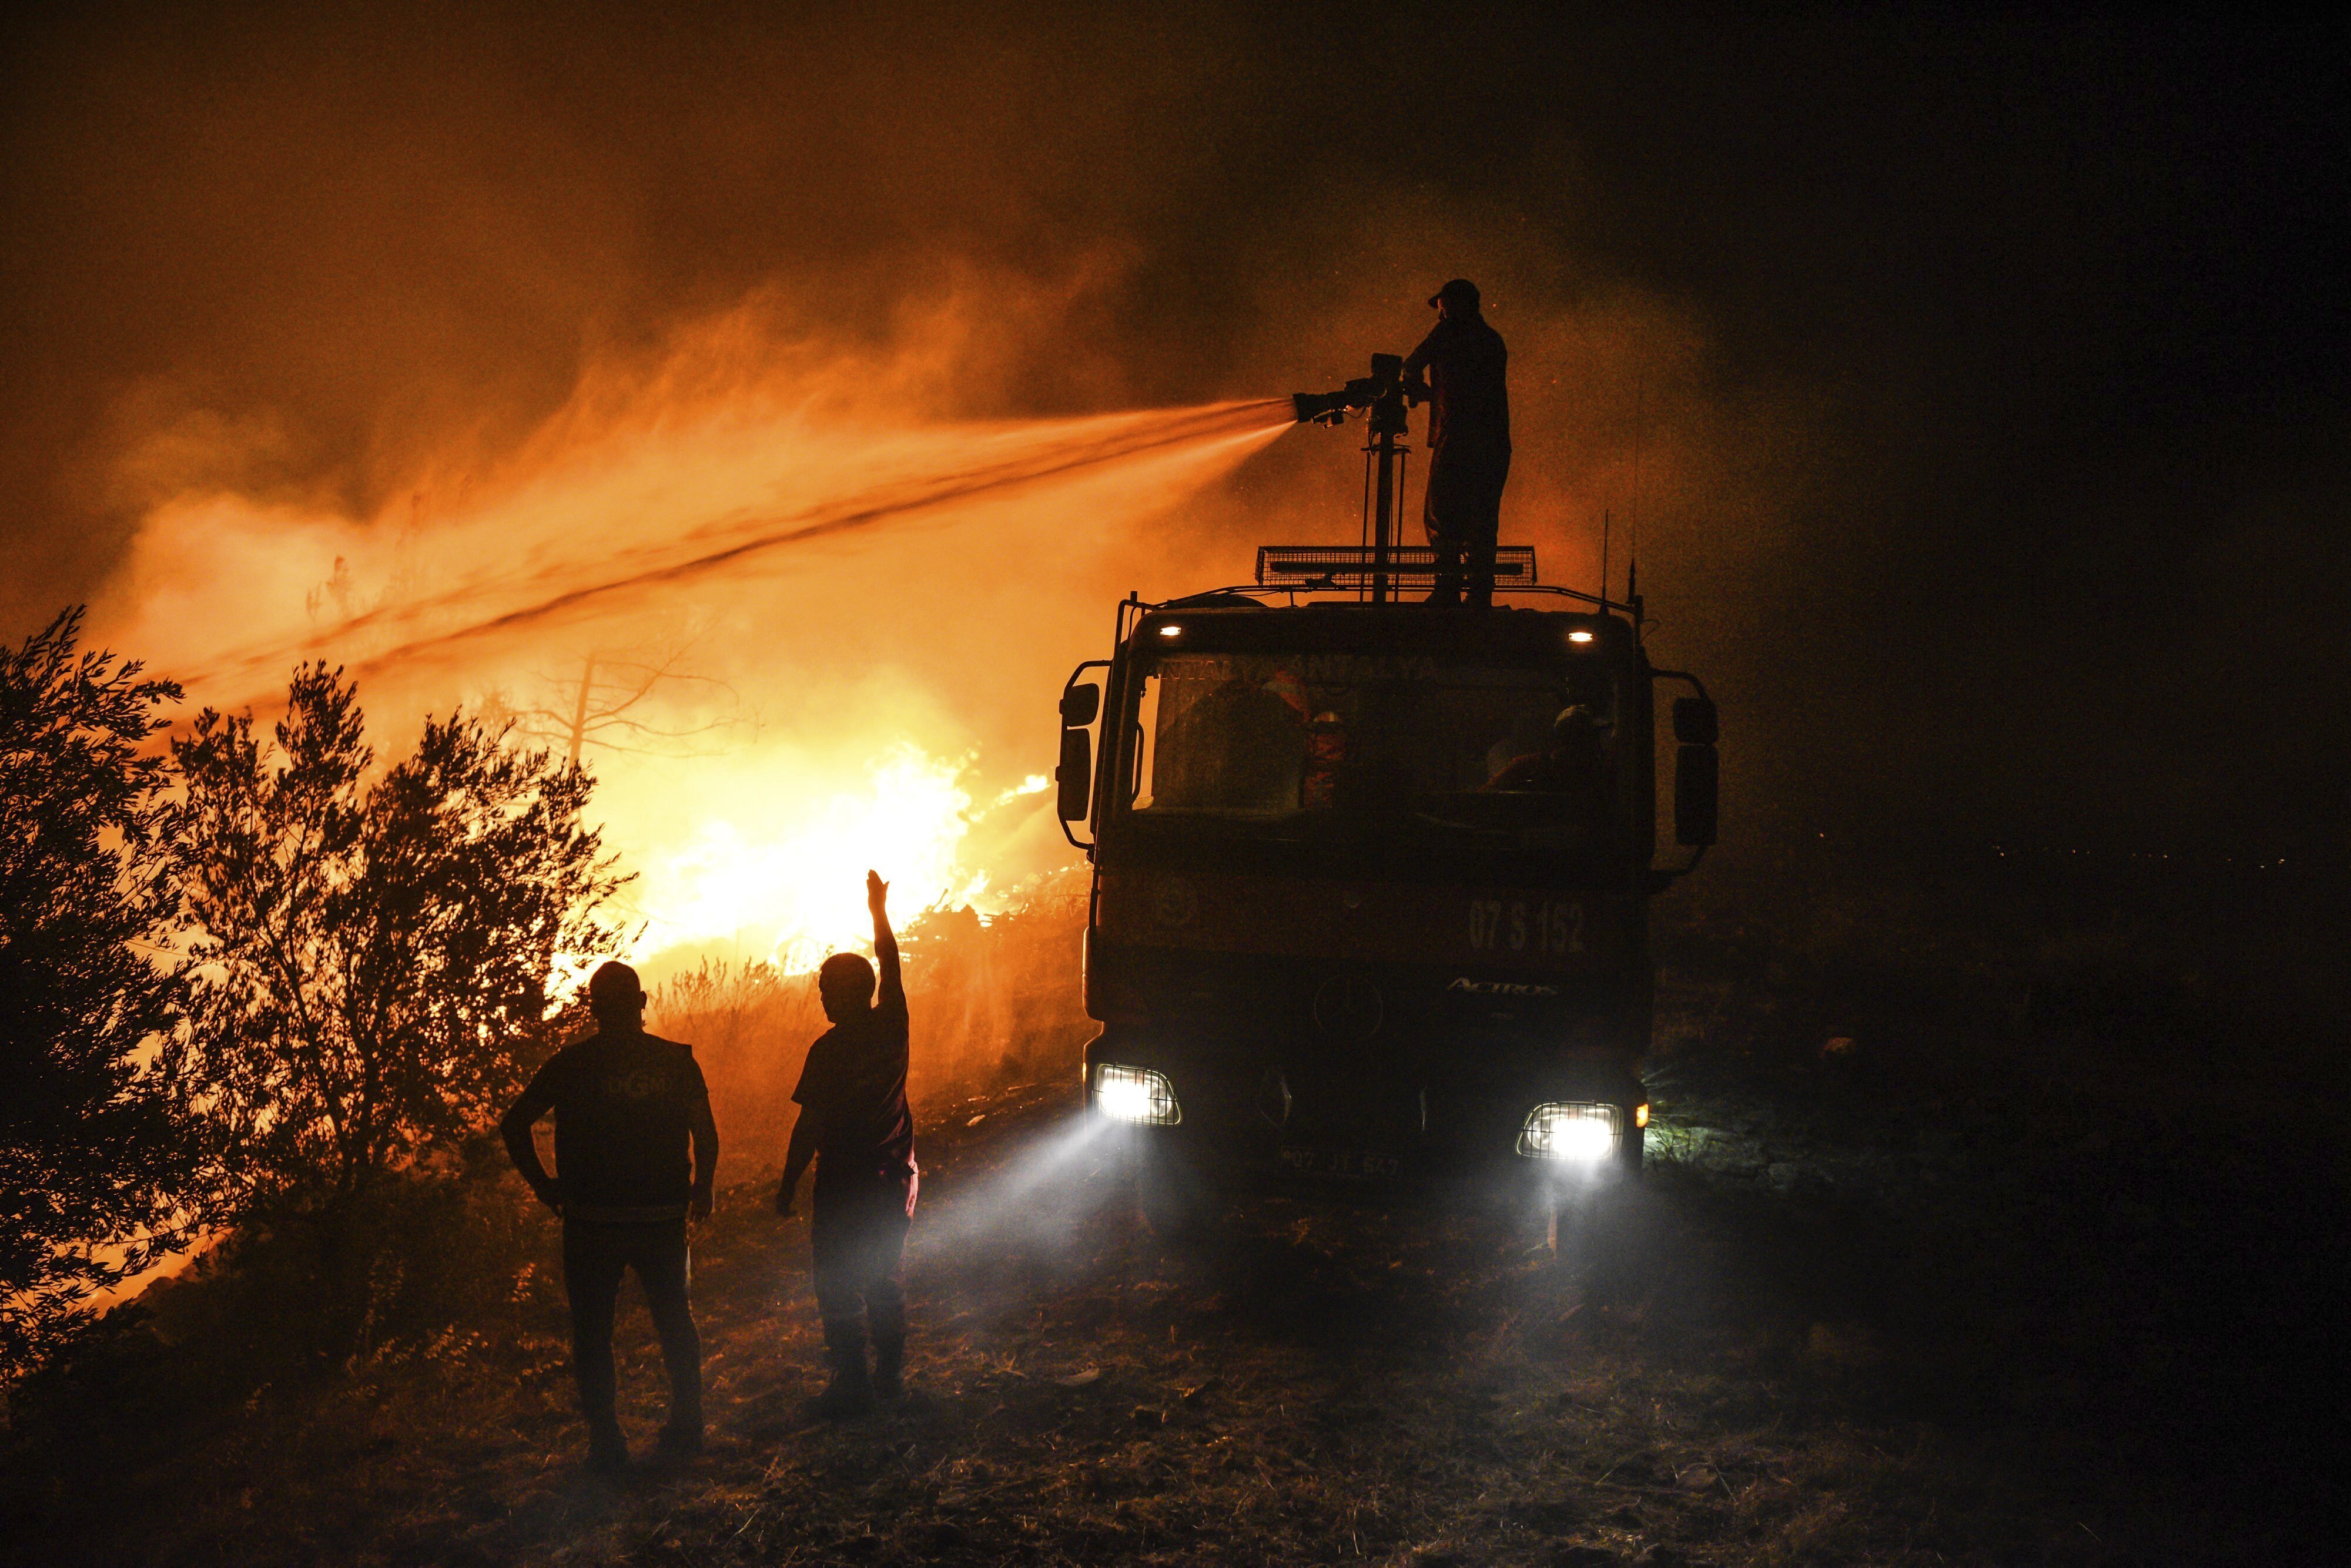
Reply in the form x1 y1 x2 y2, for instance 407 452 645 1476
0 610 197 1377
172 664 625 1214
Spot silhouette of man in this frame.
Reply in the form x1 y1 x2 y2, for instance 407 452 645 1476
501 960 717 1473
1404 279 1512 607
776 870 917 1418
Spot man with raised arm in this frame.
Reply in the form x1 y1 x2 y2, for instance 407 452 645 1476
776 870 918 1418
501 960 718 1474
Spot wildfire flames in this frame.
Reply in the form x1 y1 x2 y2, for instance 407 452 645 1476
628 746 1046 973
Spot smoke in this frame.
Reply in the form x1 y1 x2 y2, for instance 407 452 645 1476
9 4 2345 864
21 5 1838 973
73 229 1779 972
99 301 1288 708
88 282 1302 969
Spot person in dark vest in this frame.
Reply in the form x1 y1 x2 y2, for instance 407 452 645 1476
776 870 917 1418
501 961 718 1473
1403 278 1512 607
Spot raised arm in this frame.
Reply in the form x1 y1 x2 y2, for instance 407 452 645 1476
868 869 902 1014
500 1075 562 1215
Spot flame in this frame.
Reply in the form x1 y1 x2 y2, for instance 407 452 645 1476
626 742 983 971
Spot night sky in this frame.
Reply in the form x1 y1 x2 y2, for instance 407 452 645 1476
5 3 2344 857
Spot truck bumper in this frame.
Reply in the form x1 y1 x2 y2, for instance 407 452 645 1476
1081 1022 1647 1192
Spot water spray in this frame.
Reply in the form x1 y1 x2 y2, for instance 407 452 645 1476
163 398 1292 704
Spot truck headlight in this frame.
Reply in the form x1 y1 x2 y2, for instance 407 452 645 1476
1094 1063 1183 1126
1517 1102 1620 1162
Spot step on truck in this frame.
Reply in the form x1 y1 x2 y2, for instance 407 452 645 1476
1052 356 1717 1232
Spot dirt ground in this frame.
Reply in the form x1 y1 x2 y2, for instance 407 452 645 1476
9 850 2343 1566
2 1078 2295 1568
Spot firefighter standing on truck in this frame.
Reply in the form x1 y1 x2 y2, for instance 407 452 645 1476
1404 277 1512 607
776 870 918 1418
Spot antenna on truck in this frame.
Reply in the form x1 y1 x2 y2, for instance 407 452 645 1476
1599 509 1610 612
1627 349 1647 638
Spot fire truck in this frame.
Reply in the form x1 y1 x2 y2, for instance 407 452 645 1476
1053 356 1717 1231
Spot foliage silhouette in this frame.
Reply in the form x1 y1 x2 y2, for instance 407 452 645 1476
170 665 627 1218
0 609 199 1378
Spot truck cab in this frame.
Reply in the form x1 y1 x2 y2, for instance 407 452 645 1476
1055 545 1715 1224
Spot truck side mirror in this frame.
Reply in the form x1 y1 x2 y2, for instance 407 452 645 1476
1672 694 1717 746
1060 682 1100 727
1674 742 1719 847
1057 726 1093 823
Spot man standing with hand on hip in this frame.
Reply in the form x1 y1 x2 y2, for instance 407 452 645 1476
777 870 918 1418
502 961 718 1473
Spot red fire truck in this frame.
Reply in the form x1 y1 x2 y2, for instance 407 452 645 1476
1053 361 1716 1230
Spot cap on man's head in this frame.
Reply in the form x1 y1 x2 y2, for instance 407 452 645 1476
1428 278 1482 310
587 960 642 1014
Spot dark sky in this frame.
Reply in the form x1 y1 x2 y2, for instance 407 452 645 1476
4 2 2345 856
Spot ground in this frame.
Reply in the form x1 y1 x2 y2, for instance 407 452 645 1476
0 1095 2290 1567
5 850 2342 1566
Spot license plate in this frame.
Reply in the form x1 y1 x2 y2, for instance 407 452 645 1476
1280 1146 1402 1180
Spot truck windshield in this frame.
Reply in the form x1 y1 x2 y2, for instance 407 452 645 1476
1121 651 1623 850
